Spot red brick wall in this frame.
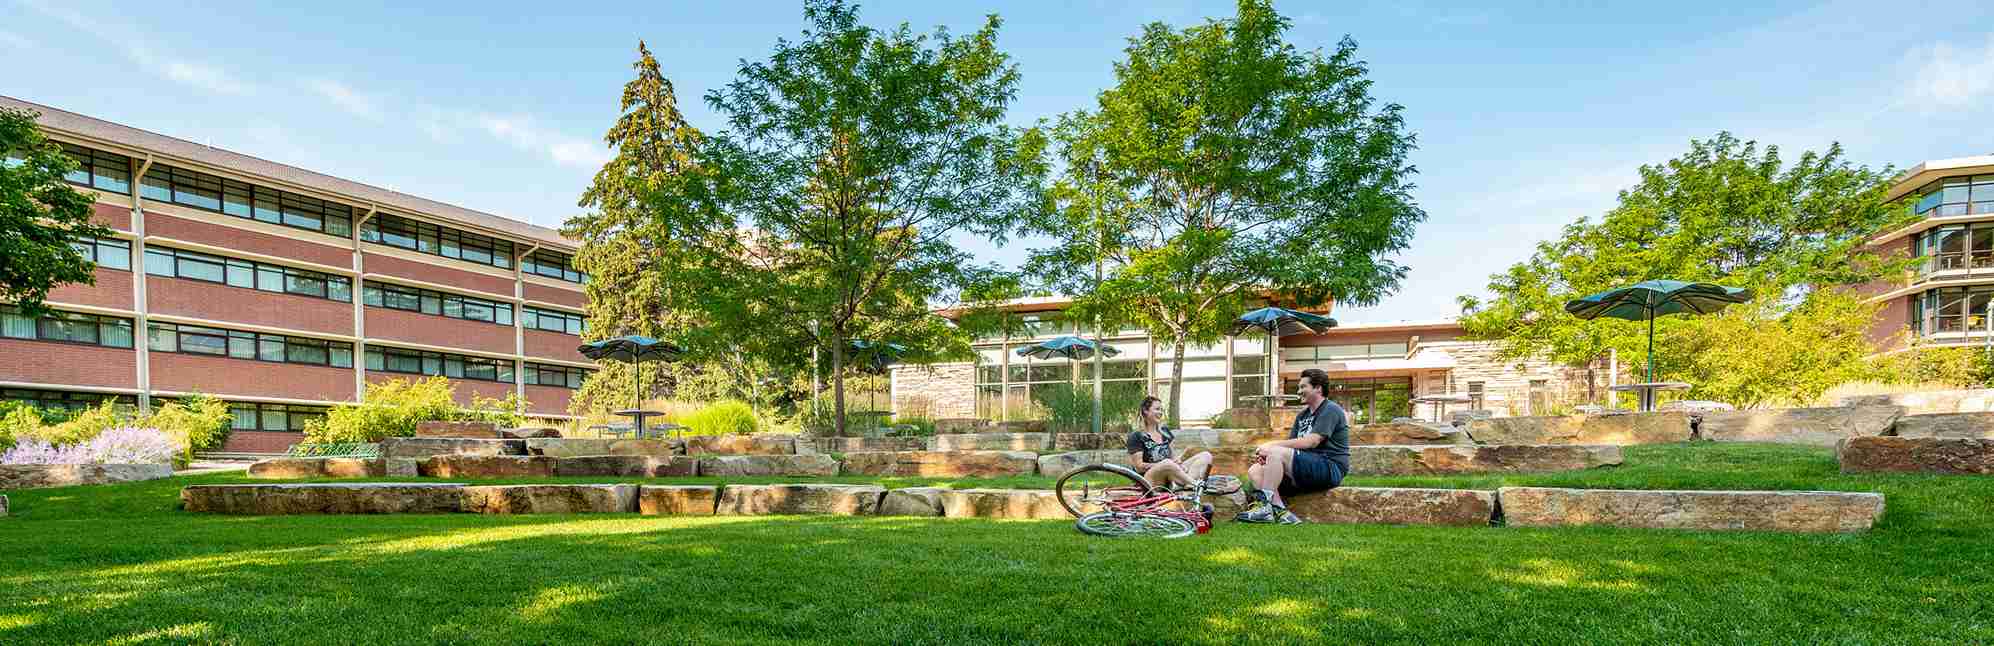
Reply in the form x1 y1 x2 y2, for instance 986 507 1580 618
524 384 575 416
93 202 133 232
1870 294 1912 351
0 340 137 388
364 308 515 354
149 276 355 335
362 252 513 297
368 373 515 407
146 213 350 268
523 329 586 362
1851 236 1914 300
523 282 586 309
48 267 134 310
150 353 355 401
220 430 305 454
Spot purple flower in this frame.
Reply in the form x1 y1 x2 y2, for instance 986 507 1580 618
1 427 179 465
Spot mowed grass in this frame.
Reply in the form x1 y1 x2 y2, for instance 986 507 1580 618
2 443 1991 644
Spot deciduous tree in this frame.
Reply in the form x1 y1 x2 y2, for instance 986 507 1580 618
0 107 113 315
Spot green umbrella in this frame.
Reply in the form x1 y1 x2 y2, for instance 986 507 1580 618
1564 279 1752 382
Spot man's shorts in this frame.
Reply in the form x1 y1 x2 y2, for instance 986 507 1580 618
1280 451 1344 498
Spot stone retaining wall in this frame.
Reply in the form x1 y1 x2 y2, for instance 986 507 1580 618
840 450 1038 477
414 421 498 439
419 455 556 478
525 438 676 457
1286 487 1496 526
1697 406 1902 447
249 458 417 479
182 483 467 514
379 438 525 459
1498 487 1884 533
0 464 173 490
1349 422 1474 446
462 484 637 514
1837 437 1994 475
1891 413 1994 439
716 484 884 515
1349 445 1621 476
1841 388 1994 415
1465 412 1690 445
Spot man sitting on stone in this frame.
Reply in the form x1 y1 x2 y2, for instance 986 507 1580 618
1237 367 1350 524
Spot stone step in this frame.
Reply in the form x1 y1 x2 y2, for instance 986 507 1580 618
379 437 525 459
462 484 637 514
1350 445 1622 476
1348 422 1475 446
811 436 928 453
714 484 885 516
638 485 720 515
1891 412 1994 440
682 435 797 456
554 455 694 477
931 433 1051 452
878 487 946 516
1465 412 1691 445
414 421 499 439
1698 406 1902 446
1837 436 1994 475
0 464 174 490
840 450 1038 477
182 483 468 514
248 457 419 479
1497 487 1884 533
418 455 556 478
696 454 840 477
1286 487 1496 526
937 489 1067 519
525 438 676 458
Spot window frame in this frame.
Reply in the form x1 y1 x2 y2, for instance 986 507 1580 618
0 306 134 349
142 246 353 302
139 162 352 238
365 346 516 383
362 282 514 326
146 321 353 368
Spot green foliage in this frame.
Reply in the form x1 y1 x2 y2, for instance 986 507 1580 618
0 107 114 317
1028 382 1146 432
1024 1 1423 423
304 377 460 443
1866 345 1994 389
678 400 759 437
1460 134 1906 406
146 394 233 458
464 392 529 428
40 400 124 446
0 401 45 449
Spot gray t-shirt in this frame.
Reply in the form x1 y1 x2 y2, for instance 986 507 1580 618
1291 400 1350 473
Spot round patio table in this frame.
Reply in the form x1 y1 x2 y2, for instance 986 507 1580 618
1410 393 1475 423
1610 382 1691 413
613 408 665 436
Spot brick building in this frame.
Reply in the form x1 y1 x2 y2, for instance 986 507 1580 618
1 97 595 453
1858 154 1994 351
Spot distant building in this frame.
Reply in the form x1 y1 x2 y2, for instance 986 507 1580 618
1861 154 1994 351
891 296 1594 425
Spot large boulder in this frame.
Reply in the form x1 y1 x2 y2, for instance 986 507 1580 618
461 484 637 514
524 438 675 458
1349 422 1475 446
931 433 1051 451
553 455 693 477
695 454 840 477
499 427 563 439
811 436 929 453
379 437 525 459
418 455 556 478
938 489 1068 519
682 434 797 456
1351 445 1622 476
1837 437 1994 475
637 485 720 515
1465 412 1691 445
1036 450 1129 478
1892 412 1994 439
0 464 172 489
1286 487 1496 526
414 421 498 439
1497 486 1885 533
1052 433 1114 451
248 458 419 479
839 451 1039 478
1842 388 1994 415
715 484 885 516
877 487 946 516
994 420 1048 433
1697 406 1903 446
934 418 991 433
182 483 466 514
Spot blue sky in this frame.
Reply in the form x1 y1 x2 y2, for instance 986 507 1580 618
6 0 1992 322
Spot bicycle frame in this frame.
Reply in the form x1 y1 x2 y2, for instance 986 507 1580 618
1086 483 1212 533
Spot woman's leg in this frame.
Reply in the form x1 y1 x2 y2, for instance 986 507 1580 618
1143 462 1191 488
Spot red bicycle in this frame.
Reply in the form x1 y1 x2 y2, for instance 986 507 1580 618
1053 463 1234 538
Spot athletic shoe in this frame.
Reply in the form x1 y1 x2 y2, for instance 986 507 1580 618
1233 502 1265 522
1201 475 1241 495
1275 508 1303 525
1237 504 1280 524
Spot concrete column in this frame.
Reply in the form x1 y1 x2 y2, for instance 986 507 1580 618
352 207 375 402
130 155 153 411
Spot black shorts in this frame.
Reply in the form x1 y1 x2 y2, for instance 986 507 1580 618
1280 451 1344 497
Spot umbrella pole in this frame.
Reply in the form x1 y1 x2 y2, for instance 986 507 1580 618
1646 313 1655 383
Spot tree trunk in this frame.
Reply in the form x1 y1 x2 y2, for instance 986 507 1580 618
831 329 848 437
1167 331 1188 426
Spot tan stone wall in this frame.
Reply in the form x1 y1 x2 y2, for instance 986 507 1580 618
890 362 976 419
1415 340 1597 416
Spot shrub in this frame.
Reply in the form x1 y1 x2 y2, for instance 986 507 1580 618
679 400 759 436
145 394 232 457
464 392 529 428
1032 383 1147 432
38 401 124 446
305 377 460 443
0 402 47 450
1 427 178 465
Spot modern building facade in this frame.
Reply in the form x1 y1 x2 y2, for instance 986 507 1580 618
1860 154 1994 351
0 97 595 453
891 297 1591 425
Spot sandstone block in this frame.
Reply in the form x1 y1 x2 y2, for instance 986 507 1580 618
1350 422 1475 446
182 483 465 514
524 438 676 458
1698 406 1902 446
1497 486 1884 533
383 459 420 477
934 418 991 433
931 433 1051 451
812 436 929 453
683 434 796 455
461 484 637 514
1052 433 1111 451
839 450 1038 478
638 485 720 515
0 464 172 489
1891 412 1994 439
499 427 564 439
419 455 556 478
1837 436 1994 475
248 458 387 479
415 421 498 439
695 454 840 477
715 484 885 516
994 420 1048 433
553 455 682 477
877 487 946 516
938 489 1067 519
1350 445 1622 476
1466 412 1690 445
379 437 525 459
1037 450 1129 478
1842 388 1994 415
1286 487 1495 526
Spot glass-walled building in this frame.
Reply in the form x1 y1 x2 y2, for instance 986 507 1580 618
1861 155 1994 350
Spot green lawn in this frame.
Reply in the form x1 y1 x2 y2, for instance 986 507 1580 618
3 443 1991 644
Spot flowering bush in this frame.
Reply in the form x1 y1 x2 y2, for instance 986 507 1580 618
0 427 179 465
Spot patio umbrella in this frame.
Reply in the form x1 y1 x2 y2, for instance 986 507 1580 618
1017 335 1122 434
847 341 906 430
1229 307 1338 407
1563 279 1752 382
577 335 684 431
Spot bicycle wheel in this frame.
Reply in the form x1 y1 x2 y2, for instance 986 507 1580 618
1054 463 1155 518
1075 511 1197 538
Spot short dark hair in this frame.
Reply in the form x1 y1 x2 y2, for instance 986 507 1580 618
1300 368 1330 394
1140 395 1162 414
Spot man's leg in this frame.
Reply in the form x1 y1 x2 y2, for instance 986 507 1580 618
1253 445 1296 507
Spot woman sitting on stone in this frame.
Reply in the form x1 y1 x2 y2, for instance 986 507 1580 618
1125 396 1225 492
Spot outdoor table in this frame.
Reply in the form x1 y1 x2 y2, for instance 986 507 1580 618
1609 382 1691 413
1410 393 1475 423
639 422 684 441
613 408 666 436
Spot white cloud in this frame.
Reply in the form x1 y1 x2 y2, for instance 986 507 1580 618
20 0 252 95
305 78 383 120
474 114 610 168
1905 35 1994 111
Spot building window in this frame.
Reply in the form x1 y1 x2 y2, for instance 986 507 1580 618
143 246 351 302
0 306 134 348
1914 286 1994 336
1277 376 1412 425
0 388 136 413
139 164 352 237
59 144 132 194
523 363 591 389
225 402 328 432
364 346 514 383
362 283 514 326
522 250 589 284
1912 175 1994 217
72 236 132 271
360 213 517 271
1467 381 1485 409
522 307 586 335
146 322 352 367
